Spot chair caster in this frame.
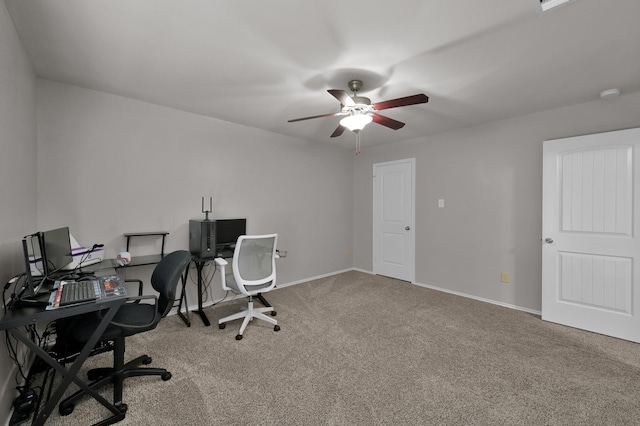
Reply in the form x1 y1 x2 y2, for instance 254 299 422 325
142 356 152 365
87 367 112 381
274 325 280 332
59 403 74 416
219 323 226 329
235 334 243 340
161 372 172 381
87 371 104 381
270 311 277 316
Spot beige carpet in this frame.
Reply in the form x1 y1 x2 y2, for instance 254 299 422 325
39 271 640 425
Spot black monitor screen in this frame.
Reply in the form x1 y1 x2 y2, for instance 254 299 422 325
215 219 247 248
42 227 73 275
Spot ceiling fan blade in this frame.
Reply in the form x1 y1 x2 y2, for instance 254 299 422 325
288 112 340 123
373 94 428 111
372 113 405 130
330 125 346 138
328 89 355 107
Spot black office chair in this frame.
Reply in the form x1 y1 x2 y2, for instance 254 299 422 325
58 250 191 419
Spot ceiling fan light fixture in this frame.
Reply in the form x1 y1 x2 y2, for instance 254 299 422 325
600 88 621 100
538 0 576 13
340 113 372 132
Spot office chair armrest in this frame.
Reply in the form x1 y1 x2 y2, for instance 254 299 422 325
214 257 233 291
124 279 144 297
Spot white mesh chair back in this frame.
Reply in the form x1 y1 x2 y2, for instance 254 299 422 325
231 234 277 295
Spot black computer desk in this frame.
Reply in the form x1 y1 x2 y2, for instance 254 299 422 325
0 294 128 426
191 252 273 327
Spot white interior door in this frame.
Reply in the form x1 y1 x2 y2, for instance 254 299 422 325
542 128 640 342
373 159 415 282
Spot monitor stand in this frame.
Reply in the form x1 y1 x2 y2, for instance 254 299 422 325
10 291 51 309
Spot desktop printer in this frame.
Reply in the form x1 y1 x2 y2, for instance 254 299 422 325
62 234 104 270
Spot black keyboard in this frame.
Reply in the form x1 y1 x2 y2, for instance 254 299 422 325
60 280 98 306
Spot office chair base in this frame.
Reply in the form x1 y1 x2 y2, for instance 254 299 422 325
87 355 153 381
59 352 171 417
59 400 127 416
234 326 280 340
218 300 279 339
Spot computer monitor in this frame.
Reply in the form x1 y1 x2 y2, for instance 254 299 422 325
20 233 46 298
41 226 73 276
215 219 247 249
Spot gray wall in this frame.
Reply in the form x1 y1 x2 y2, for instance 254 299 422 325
353 92 640 312
0 1 37 421
35 79 355 311
2 0 640 420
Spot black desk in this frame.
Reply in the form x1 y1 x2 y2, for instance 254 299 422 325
191 255 272 327
81 255 163 271
0 295 128 426
192 257 213 326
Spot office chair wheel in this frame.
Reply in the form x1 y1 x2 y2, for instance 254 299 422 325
142 356 153 365
87 371 105 381
161 372 172 381
271 311 277 316
219 323 226 329
274 325 280 332
235 334 243 341
59 403 74 416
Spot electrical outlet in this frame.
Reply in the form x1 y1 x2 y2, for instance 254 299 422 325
501 272 510 283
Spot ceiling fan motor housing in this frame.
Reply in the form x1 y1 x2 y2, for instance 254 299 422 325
351 96 371 106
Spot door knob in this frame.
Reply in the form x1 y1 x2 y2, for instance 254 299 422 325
405 226 411 231
544 238 554 244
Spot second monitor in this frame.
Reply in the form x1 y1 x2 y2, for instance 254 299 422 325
215 218 247 252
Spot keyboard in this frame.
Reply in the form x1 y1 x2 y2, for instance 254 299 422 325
59 280 98 306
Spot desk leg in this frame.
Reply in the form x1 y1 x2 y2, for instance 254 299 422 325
176 268 191 327
255 293 271 308
194 261 211 326
10 302 125 426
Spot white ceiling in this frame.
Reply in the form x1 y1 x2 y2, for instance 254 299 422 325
5 0 640 149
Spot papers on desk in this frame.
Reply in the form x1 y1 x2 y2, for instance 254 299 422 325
47 275 127 310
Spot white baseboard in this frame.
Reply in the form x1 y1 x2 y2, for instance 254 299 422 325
338 268 540 315
175 268 356 314
412 280 541 316
170 268 541 320
351 267 374 275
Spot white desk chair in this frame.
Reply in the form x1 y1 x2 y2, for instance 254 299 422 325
215 234 280 340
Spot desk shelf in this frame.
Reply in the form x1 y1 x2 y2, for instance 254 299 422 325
116 254 164 268
123 232 169 257
119 232 190 326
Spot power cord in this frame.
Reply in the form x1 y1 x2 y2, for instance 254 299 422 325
12 387 37 423
71 243 104 276
3 274 25 310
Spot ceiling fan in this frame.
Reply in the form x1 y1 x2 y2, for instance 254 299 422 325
288 79 429 154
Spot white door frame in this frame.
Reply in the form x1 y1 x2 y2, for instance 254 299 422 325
373 158 416 282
